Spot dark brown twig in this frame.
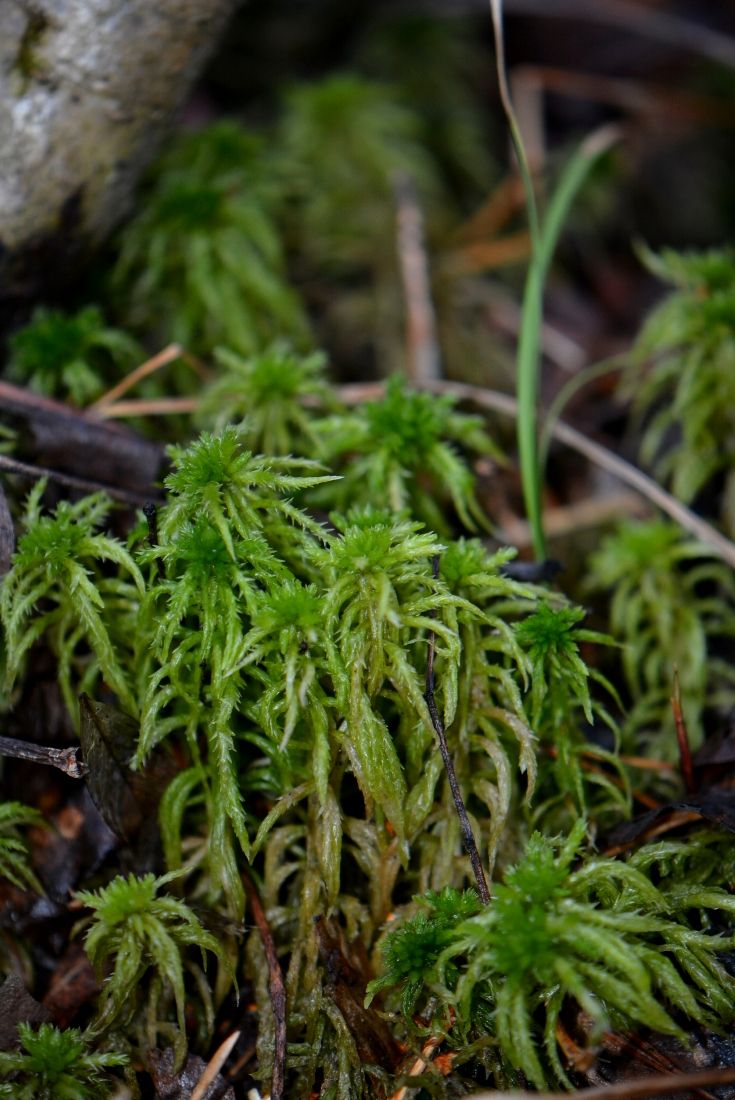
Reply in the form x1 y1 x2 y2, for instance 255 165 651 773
425 556 490 904
90 343 184 409
242 866 286 1100
0 734 86 778
671 667 696 794
143 501 159 547
0 380 164 495
0 453 157 507
463 1065 735 1100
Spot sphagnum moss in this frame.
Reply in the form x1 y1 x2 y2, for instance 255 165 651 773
3 365 735 1096
112 122 308 360
77 871 233 1051
372 821 735 1089
587 517 735 757
625 246 735 528
7 305 141 406
314 374 502 532
1 481 143 721
0 1022 127 1100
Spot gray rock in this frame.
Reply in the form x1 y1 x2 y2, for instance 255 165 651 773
0 0 239 296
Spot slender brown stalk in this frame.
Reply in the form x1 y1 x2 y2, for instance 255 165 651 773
94 396 199 418
242 867 286 1100
425 556 490 904
90 343 209 412
389 1032 444 1100
90 344 184 408
0 734 86 778
463 1065 735 1100
189 1030 241 1100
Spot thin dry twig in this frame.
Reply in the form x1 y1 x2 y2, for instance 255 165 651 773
87 376 735 571
484 285 588 374
554 1018 596 1075
0 379 163 493
93 396 199 419
390 1033 444 1100
90 341 209 411
242 867 286 1100
547 417 735 569
0 734 86 778
498 490 647 547
462 1065 735 1100
616 754 675 774
445 231 531 276
453 173 526 243
90 344 185 409
226 1041 257 1081
338 380 735 571
393 171 441 384
425 555 490 904
189 1029 241 1100
603 809 704 859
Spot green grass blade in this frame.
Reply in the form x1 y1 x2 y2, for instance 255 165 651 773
517 127 620 559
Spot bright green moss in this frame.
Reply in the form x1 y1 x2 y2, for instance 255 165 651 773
0 1022 126 1100
373 821 735 1088
77 872 232 1044
587 518 735 754
8 306 140 405
316 376 501 531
